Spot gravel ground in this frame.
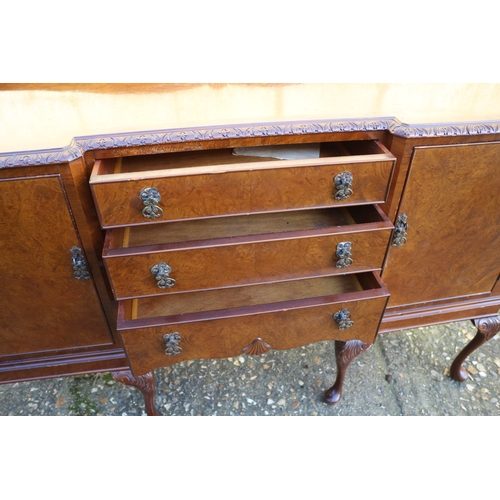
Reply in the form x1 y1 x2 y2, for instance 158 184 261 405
1 320 500 416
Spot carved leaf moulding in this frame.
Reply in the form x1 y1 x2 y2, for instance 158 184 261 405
2 117 500 168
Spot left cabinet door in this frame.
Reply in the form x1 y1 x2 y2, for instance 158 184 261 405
0 174 113 356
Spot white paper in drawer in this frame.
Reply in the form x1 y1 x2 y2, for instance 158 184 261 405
233 144 320 160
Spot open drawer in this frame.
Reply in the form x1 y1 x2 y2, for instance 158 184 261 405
117 272 390 376
103 205 394 299
90 140 395 228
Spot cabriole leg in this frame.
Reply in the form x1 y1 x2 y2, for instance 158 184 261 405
450 315 500 382
324 340 371 405
111 370 160 416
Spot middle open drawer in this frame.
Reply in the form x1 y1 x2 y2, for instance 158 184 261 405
103 205 393 299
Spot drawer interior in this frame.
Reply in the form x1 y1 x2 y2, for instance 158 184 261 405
117 272 387 329
97 140 390 175
106 205 391 251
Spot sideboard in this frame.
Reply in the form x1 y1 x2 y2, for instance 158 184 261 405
1 117 499 415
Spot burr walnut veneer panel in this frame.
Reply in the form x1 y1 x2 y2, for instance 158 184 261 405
0 175 113 356
383 142 500 307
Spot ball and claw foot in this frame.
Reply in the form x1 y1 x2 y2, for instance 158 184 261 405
324 340 371 405
450 316 500 382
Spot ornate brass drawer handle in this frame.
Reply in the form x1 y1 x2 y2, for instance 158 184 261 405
333 308 354 330
335 241 353 268
151 262 176 289
392 213 408 247
334 171 353 200
70 246 90 280
140 187 163 219
163 332 182 356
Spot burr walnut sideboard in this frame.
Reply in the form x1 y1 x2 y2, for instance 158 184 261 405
1 118 500 415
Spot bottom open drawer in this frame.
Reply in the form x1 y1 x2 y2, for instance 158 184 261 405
117 272 389 376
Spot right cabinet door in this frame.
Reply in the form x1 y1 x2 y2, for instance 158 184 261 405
382 141 500 307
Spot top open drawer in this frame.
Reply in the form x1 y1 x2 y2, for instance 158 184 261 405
90 140 395 229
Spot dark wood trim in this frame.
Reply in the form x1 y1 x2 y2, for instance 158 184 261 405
380 295 500 333
0 347 128 383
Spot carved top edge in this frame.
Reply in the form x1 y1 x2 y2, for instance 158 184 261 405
389 118 500 138
2 117 500 168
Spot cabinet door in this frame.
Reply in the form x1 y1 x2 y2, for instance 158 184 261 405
382 142 500 307
0 174 113 356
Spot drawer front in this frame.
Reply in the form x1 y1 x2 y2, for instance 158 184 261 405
91 159 394 228
104 228 392 299
120 292 389 376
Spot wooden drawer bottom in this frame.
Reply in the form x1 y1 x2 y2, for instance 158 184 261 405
118 272 389 376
